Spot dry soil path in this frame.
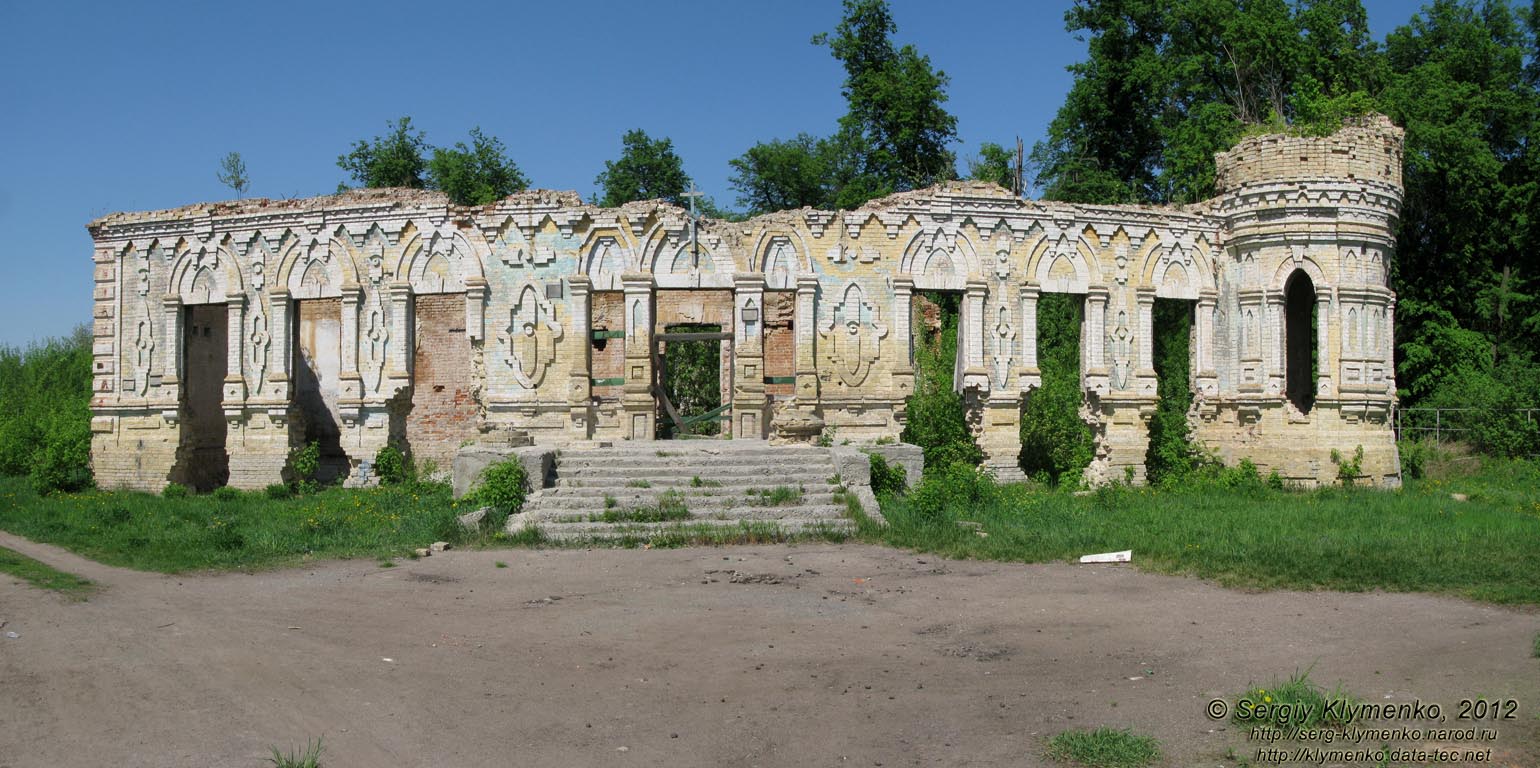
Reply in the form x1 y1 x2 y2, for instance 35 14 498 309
0 533 1535 767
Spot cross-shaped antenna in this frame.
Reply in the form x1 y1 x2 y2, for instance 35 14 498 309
682 182 704 271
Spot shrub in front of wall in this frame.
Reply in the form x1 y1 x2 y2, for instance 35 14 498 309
374 443 406 485
470 459 528 516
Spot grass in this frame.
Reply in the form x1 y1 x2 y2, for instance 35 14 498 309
868 456 1540 604
1046 727 1160 768
747 485 803 506
0 545 93 599
268 737 323 768
1233 669 1358 729
0 476 474 573
690 476 721 488
600 490 690 523
626 479 651 488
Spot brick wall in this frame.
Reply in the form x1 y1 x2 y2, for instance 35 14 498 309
589 292 625 400
406 294 480 471
763 291 795 397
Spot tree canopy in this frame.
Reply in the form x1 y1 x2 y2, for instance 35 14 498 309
338 118 528 206
593 129 695 208
729 0 959 215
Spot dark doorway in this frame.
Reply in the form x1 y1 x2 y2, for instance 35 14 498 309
654 324 730 439
294 299 350 483
175 304 229 491
1284 270 1317 414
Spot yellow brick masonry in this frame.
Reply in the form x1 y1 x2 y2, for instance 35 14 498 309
86 116 1405 490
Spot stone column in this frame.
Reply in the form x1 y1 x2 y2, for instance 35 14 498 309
1266 291 1286 396
621 273 655 440
891 276 914 382
1237 289 1264 393
1135 287 1157 395
463 276 487 342
160 294 183 406
794 275 820 403
567 275 593 438
1019 284 1040 390
386 281 411 383
961 279 989 390
1083 287 1109 392
1196 290 1217 394
1315 286 1333 398
733 273 767 439
223 293 247 410
1383 297 1397 394
338 285 364 429
266 288 291 405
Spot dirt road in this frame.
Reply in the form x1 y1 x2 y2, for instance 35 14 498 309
1 533 1535 767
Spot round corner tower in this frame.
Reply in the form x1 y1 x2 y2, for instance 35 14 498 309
1199 114 1405 486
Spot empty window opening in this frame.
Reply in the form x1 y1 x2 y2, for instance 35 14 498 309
901 291 977 467
1019 292 1092 486
1145 298 1196 483
1284 270 1317 414
174 304 229 491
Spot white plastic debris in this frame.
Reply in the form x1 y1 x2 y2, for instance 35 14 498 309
1078 550 1132 564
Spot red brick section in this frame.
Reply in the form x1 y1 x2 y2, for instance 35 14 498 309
406 294 478 471
589 292 625 400
763 291 796 397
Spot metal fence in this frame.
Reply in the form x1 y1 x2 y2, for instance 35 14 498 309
1394 406 1540 448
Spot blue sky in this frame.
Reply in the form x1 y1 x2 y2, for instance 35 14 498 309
0 0 1417 346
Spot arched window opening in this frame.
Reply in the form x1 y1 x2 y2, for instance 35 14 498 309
1284 270 1317 414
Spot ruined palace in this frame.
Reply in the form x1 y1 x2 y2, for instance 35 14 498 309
86 117 1405 491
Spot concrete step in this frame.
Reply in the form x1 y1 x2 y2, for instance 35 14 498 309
528 489 844 510
556 472 836 488
524 504 851 524
531 517 856 543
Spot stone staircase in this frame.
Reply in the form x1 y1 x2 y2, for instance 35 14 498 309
509 440 869 543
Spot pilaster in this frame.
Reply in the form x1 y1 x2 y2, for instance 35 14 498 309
621 273 655 440
733 273 767 438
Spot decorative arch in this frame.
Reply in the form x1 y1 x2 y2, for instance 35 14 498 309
168 240 245 305
751 230 812 290
275 231 363 299
1027 235 1093 294
579 230 635 291
1269 251 1328 294
400 227 487 294
1139 238 1216 300
899 226 982 290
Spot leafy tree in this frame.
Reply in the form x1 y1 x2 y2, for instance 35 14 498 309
728 134 833 214
595 129 693 208
732 0 959 213
967 142 1017 191
428 127 529 206
216 152 249 197
337 117 429 190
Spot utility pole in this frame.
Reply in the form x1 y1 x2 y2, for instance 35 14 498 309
1014 137 1025 198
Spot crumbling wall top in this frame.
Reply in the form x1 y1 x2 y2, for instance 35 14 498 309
1213 113 1404 193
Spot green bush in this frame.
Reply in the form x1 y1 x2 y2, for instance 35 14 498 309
212 486 242 501
161 483 190 499
908 462 997 519
0 329 94 494
900 292 983 470
869 452 908 496
1331 446 1365 486
286 441 320 489
469 459 528 515
1020 293 1093 485
1145 299 1199 484
373 443 407 485
1398 439 1432 480
264 483 293 500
